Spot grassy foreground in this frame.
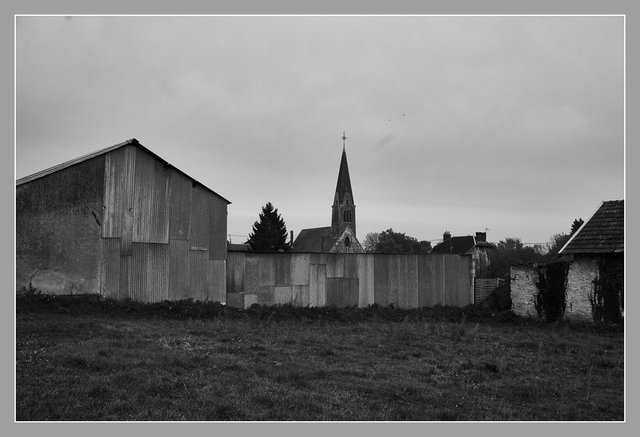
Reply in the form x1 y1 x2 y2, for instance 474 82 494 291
15 295 624 421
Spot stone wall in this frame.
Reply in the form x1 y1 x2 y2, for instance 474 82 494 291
510 264 539 318
565 256 598 321
510 259 599 322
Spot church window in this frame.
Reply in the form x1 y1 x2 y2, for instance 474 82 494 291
345 236 351 247
343 210 352 222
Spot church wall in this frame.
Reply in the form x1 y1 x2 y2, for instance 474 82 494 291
225 251 474 309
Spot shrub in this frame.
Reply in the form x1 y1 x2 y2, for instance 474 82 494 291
590 256 624 324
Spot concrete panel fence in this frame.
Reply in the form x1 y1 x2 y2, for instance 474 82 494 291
226 251 474 309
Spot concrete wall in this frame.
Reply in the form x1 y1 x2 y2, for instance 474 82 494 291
226 252 474 309
16 156 106 294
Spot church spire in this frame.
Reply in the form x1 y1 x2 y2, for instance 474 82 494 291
332 132 356 238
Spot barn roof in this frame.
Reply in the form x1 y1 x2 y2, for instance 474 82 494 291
16 138 231 204
292 227 336 252
559 200 624 254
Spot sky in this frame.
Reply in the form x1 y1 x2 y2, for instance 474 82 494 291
15 15 624 246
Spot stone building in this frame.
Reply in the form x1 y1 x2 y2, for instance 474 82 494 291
558 199 624 321
292 133 363 253
510 200 624 321
16 138 231 302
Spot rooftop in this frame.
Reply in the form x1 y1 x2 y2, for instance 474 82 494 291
559 200 624 254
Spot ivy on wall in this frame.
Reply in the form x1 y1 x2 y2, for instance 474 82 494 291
534 262 570 322
590 256 624 324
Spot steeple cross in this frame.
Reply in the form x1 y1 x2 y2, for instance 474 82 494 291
342 131 347 149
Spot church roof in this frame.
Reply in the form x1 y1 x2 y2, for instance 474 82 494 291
334 147 353 204
292 227 336 252
559 200 624 254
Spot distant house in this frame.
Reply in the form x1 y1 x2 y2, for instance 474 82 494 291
16 138 231 303
558 199 624 320
430 231 495 277
292 133 363 253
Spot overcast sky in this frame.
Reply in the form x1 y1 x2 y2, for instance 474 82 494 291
16 15 624 245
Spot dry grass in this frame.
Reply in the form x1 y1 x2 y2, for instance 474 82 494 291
15 298 624 421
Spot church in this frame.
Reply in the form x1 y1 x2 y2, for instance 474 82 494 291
292 133 363 253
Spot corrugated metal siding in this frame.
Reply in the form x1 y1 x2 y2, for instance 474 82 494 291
358 254 375 307
417 255 437 307
374 255 391 306
326 278 359 307
100 238 121 299
190 185 210 250
208 194 228 260
132 148 170 244
291 253 310 286
169 239 190 300
433 255 446 305
274 286 293 305
128 243 169 303
310 264 327 307
343 254 359 278
168 169 192 240
258 254 276 286
293 285 309 306
208 260 226 302
119 255 130 300
189 250 209 301
244 254 260 293
102 145 136 238
444 255 472 306
275 253 292 286
224 252 473 309
226 252 245 294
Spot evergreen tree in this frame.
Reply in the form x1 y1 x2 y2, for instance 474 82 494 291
247 202 290 252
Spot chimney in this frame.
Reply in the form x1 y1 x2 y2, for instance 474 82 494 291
443 231 451 241
475 232 486 243
290 231 294 248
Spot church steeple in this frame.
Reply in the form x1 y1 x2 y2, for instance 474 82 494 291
332 132 356 238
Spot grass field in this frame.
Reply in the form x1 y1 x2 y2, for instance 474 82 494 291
15 295 624 421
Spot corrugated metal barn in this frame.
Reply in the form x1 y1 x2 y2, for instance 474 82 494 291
16 138 230 302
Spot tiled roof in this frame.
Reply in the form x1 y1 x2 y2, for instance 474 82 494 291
560 200 624 254
430 236 476 254
292 227 336 252
16 138 231 204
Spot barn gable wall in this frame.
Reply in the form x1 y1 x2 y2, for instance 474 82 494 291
17 143 229 303
16 155 106 294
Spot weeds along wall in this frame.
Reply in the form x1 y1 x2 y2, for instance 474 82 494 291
226 252 474 309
